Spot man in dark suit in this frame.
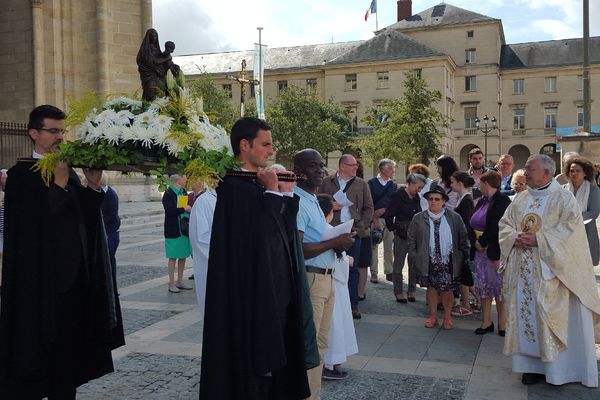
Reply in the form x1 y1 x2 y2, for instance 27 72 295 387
0 105 124 399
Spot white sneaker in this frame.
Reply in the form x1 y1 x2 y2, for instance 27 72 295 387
168 284 181 293
176 282 193 290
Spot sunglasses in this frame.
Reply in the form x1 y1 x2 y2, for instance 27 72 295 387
427 197 444 202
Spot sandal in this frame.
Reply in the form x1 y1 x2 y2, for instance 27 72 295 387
442 317 453 330
451 306 473 317
424 316 438 328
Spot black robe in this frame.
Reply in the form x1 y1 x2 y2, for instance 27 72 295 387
199 175 315 400
0 159 125 398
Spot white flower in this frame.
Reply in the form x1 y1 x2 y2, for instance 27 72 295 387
103 125 123 145
95 109 117 126
134 109 158 126
148 97 169 111
105 97 143 110
114 110 134 126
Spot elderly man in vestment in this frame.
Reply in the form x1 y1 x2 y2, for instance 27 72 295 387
499 154 600 387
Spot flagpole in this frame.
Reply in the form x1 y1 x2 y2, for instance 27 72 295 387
375 0 378 31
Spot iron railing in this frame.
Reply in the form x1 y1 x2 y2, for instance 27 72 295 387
0 122 31 168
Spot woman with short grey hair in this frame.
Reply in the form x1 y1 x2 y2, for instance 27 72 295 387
384 173 427 302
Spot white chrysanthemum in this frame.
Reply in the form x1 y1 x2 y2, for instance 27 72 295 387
102 125 123 145
120 125 139 142
134 109 158 126
114 110 135 126
105 97 143 110
164 138 186 156
95 109 118 126
148 97 169 111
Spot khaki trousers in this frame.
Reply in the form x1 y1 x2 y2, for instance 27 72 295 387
305 272 335 400
371 218 394 276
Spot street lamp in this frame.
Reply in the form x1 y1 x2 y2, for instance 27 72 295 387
475 115 497 166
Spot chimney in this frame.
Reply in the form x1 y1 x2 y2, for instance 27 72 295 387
397 0 412 22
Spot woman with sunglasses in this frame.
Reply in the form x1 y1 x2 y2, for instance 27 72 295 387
408 187 470 330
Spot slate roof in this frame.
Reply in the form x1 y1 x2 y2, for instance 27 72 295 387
386 2 498 31
500 37 600 69
326 29 444 65
175 41 362 75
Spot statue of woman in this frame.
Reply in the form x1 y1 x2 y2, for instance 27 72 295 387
137 29 173 101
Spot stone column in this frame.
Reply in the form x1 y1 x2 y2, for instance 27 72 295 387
96 0 109 95
31 0 45 106
141 0 152 34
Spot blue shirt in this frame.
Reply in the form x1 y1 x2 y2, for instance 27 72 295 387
294 186 336 268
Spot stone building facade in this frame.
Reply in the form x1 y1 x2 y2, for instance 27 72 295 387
176 1 600 170
0 0 152 123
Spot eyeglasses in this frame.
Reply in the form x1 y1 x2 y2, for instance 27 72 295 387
37 127 66 135
343 163 358 167
427 197 443 202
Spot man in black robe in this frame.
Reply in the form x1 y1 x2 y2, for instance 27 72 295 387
0 105 125 399
200 117 317 400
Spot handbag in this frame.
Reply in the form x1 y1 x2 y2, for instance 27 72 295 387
179 216 190 236
395 220 410 240
459 258 474 286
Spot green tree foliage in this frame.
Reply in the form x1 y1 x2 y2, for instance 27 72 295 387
189 73 238 132
356 72 451 165
266 86 351 161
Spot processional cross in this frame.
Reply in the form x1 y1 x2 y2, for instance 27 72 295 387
227 59 259 117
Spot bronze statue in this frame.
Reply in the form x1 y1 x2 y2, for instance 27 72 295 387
136 29 181 101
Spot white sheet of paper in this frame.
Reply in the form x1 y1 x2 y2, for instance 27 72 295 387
320 220 354 241
333 189 354 207
584 219 593 225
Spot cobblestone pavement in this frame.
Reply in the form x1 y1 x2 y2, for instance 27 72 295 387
74 201 600 399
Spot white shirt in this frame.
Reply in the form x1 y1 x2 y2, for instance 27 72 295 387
337 173 353 223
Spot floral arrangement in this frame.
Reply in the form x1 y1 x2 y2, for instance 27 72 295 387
34 72 237 190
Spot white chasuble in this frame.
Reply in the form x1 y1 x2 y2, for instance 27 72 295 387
498 179 600 387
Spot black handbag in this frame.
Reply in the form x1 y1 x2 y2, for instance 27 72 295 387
179 216 190 236
459 258 474 286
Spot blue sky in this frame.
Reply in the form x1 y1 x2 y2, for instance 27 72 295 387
153 0 599 55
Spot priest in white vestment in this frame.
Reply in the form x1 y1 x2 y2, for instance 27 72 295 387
499 154 600 387
189 188 217 319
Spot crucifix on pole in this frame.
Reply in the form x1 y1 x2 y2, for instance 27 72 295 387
227 59 259 117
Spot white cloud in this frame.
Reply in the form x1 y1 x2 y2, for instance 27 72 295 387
531 19 581 40
152 0 598 55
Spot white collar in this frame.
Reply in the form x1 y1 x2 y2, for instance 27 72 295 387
32 150 44 159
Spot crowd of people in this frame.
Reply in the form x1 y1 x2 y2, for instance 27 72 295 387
0 108 599 399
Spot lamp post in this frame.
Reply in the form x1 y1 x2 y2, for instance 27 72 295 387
475 115 497 166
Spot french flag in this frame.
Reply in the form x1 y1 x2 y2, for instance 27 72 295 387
364 0 376 21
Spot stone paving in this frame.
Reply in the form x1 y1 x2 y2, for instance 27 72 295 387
73 200 600 399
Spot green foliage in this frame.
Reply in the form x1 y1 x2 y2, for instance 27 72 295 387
64 91 104 128
32 140 131 186
190 73 238 131
265 86 351 161
356 72 451 165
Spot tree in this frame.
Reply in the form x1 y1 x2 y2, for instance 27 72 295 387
266 86 351 162
189 73 238 132
355 72 451 166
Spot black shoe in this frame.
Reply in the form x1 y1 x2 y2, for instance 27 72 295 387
521 373 545 385
322 367 349 380
498 329 506 337
188 274 194 280
358 294 366 301
407 296 416 302
385 273 393 282
475 323 494 335
396 296 407 303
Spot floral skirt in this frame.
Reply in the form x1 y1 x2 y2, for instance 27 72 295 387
418 257 453 292
473 251 503 299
